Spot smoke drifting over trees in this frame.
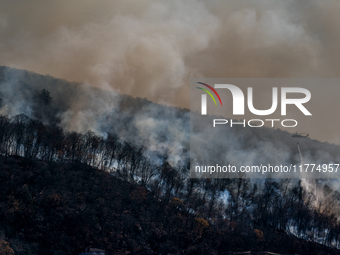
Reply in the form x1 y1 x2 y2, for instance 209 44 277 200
0 113 340 254
1 66 340 173
1 67 340 254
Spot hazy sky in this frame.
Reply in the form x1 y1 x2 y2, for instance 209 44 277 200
1 0 340 142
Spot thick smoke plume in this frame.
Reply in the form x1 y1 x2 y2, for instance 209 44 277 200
1 0 340 108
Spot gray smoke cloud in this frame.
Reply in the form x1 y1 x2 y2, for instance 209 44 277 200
0 0 219 106
1 0 340 108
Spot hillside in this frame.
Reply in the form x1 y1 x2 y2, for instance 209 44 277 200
0 67 340 254
0 154 339 255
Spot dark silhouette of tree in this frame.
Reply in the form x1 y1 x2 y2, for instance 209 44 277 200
38 89 52 106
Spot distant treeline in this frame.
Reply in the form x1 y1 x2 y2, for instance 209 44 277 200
0 113 158 185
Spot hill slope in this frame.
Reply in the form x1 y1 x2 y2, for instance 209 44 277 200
1 155 340 255
1 66 340 254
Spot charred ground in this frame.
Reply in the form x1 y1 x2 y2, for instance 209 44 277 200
0 154 340 255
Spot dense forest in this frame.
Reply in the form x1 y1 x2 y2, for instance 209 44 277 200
0 113 340 254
